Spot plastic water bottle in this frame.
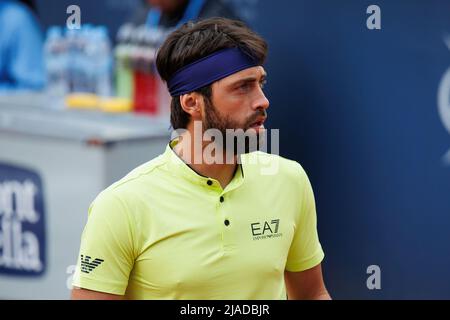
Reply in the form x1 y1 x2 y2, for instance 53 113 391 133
133 26 159 115
81 25 97 93
94 26 113 98
44 26 68 108
115 23 134 100
66 28 86 93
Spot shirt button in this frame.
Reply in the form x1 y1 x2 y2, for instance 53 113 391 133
220 196 224 203
224 219 230 226
207 180 213 186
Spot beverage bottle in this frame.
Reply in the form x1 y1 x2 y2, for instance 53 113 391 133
115 24 134 100
132 26 159 115
94 26 113 98
154 28 171 120
44 26 68 108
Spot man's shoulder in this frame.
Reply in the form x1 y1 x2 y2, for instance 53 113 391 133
103 153 169 196
85 153 170 223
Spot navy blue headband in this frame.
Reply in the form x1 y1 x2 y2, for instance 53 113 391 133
167 47 259 97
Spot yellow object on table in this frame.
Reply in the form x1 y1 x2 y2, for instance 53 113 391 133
65 93 99 109
65 94 133 113
99 97 133 113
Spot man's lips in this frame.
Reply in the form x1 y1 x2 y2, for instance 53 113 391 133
249 117 266 128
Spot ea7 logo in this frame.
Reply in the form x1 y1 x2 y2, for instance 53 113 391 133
80 255 104 274
251 219 282 240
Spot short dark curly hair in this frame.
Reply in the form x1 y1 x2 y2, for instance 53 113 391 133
156 17 268 129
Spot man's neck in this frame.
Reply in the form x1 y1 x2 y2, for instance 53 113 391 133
173 132 238 190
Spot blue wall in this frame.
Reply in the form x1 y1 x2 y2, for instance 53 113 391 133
253 0 450 299
36 0 140 41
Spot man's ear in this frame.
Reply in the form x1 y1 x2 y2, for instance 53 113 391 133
179 92 202 119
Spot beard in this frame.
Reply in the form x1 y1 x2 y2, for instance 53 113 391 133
202 97 267 156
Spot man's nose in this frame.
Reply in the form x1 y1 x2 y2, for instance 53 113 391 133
252 88 270 111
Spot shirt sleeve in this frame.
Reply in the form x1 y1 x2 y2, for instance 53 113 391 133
285 165 325 272
72 190 137 295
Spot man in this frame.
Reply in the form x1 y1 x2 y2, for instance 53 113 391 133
72 17 330 300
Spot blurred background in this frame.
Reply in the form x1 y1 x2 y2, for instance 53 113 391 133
0 0 449 299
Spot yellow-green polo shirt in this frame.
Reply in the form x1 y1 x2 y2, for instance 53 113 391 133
72 139 324 299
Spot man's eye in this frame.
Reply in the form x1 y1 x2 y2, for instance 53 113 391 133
260 79 267 89
238 83 251 91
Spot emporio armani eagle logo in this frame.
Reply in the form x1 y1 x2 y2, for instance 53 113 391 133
80 255 104 274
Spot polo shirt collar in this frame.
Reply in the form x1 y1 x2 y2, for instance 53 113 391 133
164 139 245 193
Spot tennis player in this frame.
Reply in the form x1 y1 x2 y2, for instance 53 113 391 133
71 17 330 300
